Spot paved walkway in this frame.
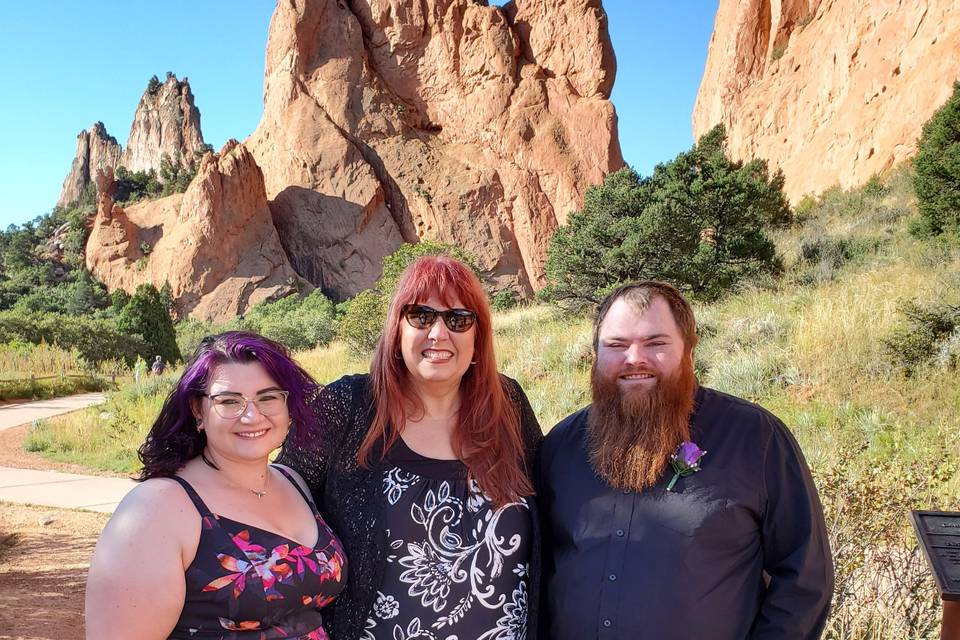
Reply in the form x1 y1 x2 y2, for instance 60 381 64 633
0 392 107 432
0 392 134 513
0 466 136 513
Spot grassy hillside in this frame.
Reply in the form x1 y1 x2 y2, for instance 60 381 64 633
26 165 960 638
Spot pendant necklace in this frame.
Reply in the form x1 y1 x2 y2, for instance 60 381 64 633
201 451 269 498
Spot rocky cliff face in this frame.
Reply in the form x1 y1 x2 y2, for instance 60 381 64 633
56 122 121 208
56 74 205 207
247 0 623 298
85 141 304 322
693 0 960 202
121 73 206 173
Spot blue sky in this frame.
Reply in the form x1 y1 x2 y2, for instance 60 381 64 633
0 1 718 228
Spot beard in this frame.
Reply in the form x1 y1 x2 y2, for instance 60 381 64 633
587 356 697 492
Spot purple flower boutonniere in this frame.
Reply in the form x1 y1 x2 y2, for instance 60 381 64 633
666 441 706 492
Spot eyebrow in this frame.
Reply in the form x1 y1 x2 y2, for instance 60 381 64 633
602 333 673 342
210 386 285 396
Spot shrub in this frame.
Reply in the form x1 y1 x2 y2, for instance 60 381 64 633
882 300 960 375
770 42 787 61
240 290 337 351
114 166 162 203
0 310 148 364
110 288 131 312
862 174 889 199
491 289 518 311
336 289 388 356
912 81 960 237
794 233 886 284
116 284 181 364
540 125 787 310
159 153 198 196
817 455 951 638
174 317 223 360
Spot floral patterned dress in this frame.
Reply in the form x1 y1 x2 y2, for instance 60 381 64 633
363 439 530 640
167 468 347 639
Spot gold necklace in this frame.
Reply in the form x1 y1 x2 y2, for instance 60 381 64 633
202 452 269 498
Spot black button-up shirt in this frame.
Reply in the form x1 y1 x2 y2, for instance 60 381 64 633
539 386 833 640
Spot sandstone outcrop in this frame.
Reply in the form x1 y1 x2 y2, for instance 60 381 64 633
56 122 121 208
247 0 623 298
85 141 304 322
56 74 206 208
693 0 960 202
121 73 206 173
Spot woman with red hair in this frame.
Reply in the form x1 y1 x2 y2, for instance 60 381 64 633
279 255 542 640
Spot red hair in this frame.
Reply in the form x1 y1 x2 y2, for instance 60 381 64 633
359 255 532 506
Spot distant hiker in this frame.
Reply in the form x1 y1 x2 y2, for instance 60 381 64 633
151 355 165 375
133 357 147 384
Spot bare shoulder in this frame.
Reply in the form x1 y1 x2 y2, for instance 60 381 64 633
103 477 198 542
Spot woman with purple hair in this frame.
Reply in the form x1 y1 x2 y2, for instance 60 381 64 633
85 331 346 640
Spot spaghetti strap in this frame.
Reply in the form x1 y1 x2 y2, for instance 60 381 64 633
272 465 319 514
168 475 215 519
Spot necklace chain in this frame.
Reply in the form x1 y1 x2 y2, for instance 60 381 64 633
203 453 270 498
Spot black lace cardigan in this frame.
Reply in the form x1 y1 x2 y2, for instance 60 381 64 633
277 373 544 640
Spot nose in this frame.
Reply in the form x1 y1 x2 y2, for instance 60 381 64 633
623 343 649 367
427 315 450 341
239 399 264 422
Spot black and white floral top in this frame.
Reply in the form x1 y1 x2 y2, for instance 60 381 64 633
362 438 531 640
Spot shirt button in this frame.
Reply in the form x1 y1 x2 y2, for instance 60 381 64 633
603 619 613 628
608 573 617 581
616 529 625 537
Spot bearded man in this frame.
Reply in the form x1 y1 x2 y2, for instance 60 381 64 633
539 282 833 640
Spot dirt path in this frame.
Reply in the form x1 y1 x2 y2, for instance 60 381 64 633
0 395 117 640
0 502 108 640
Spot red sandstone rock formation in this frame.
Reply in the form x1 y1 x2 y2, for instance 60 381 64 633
56 122 121 208
247 0 623 298
85 141 304 322
56 74 206 207
121 73 206 173
693 0 960 202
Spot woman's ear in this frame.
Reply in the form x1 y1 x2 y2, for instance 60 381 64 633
190 397 203 423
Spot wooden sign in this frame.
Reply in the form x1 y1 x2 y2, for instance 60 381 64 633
910 510 960 602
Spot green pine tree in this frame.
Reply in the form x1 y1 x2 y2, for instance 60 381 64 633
116 283 181 364
540 125 788 309
913 81 960 237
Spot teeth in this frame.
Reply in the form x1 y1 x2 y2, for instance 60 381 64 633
622 373 654 379
236 429 268 438
422 350 453 361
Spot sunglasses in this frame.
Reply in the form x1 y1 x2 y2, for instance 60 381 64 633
401 304 477 333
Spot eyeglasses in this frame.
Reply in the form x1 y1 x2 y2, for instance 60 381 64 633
401 304 477 333
204 390 289 419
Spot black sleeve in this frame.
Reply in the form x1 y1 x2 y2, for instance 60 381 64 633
749 418 834 639
502 375 543 473
276 375 358 501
